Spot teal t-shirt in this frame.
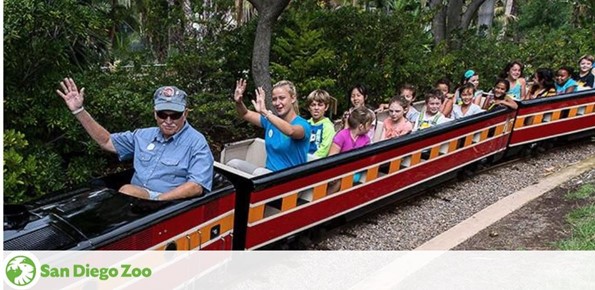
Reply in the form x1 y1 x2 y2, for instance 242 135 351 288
307 117 336 158
260 115 311 171
555 79 578 94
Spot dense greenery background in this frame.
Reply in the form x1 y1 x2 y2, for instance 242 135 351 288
4 0 595 203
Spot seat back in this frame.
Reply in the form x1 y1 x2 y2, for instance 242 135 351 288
220 138 267 168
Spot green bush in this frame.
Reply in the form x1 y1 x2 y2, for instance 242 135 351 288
3 129 63 204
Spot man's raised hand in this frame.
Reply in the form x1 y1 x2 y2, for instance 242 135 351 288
57 78 85 112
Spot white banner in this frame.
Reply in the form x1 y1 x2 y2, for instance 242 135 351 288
3 251 595 290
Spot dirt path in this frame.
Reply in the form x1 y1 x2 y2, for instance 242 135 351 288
455 168 595 250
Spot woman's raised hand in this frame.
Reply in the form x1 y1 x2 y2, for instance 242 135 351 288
234 79 247 103
56 78 85 112
251 87 267 114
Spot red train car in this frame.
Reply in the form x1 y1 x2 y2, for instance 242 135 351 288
4 171 236 251
4 89 594 251
509 89 595 148
218 107 517 249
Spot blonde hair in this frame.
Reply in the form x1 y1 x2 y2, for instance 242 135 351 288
578 54 594 65
273 80 299 112
306 89 332 106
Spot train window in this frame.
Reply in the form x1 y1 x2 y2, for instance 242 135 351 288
379 162 391 174
298 189 313 204
487 127 496 138
542 112 552 122
577 106 586 116
354 170 367 185
400 156 411 169
264 199 282 217
456 137 466 149
165 241 177 251
439 143 449 155
523 116 534 126
420 149 431 161
327 178 342 195
210 225 221 239
472 132 481 143
560 109 570 119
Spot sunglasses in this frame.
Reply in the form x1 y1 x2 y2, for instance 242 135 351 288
156 111 184 120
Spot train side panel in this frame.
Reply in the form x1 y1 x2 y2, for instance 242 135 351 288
510 89 595 147
227 109 516 250
99 192 236 251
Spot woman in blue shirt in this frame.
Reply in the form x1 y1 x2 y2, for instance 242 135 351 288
230 79 310 175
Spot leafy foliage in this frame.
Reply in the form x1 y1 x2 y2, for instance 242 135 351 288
517 0 573 32
4 130 62 204
271 10 336 97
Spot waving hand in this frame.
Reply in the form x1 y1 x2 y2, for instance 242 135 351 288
56 78 85 112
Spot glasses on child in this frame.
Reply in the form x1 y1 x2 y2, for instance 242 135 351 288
156 111 184 120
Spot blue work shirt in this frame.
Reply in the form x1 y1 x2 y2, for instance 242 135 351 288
110 122 214 194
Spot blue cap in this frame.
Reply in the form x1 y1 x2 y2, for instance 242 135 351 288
464 70 475 79
154 86 187 112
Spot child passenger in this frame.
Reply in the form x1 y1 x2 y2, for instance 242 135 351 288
575 55 594 89
376 84 419 123
381 96 413 140
555 66 579 94
306 89 336 159
400 84 420 123
328 106 374 193
454 70 483 104
413 89 452 131
451 83 485 119
329 106 375 156
436 78 455 117
499 61 527 101
527 68 556 99
483 79 518 110
342 84 376 140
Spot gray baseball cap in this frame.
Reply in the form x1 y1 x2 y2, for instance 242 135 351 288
154 86 187 112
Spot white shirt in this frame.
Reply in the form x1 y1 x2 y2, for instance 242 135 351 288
452 104 485 119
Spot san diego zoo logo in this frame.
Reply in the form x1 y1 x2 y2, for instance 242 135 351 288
3 252 41 289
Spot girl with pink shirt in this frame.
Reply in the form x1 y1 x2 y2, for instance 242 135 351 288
328 106 374 193
381 96 413 140
330 106 375 155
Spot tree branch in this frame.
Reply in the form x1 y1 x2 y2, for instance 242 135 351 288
462 0 488 30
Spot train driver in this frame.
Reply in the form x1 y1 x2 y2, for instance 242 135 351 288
57 78 214 201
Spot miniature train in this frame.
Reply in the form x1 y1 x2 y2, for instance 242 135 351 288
4 89 594 250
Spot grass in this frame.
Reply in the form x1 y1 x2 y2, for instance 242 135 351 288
564 183 595 200
556 183 595 250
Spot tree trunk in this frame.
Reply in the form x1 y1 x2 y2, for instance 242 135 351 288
235 0 244 24
461 0 488 30
477 0 495 34
429 0 446 44
181 0 195 38
446 0 464 36
504 0 514 17
247 0 290 107
499 0 514 38
430 0 488 45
